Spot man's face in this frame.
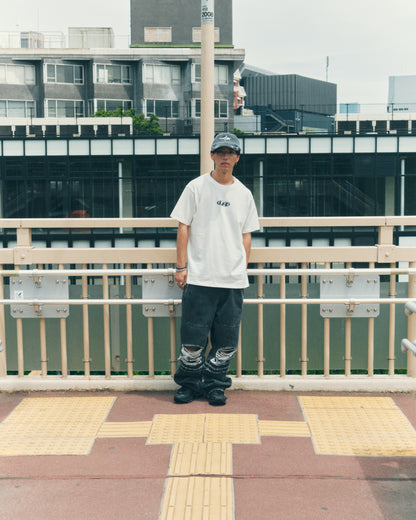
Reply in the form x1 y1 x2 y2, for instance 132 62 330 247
211 147 240 170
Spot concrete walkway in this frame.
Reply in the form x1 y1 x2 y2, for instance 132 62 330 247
0 390 415 519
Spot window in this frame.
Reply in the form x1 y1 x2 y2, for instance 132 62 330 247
145 99 180 118
0 100 35 117
46 64 83 84
143 64 181 85
192 27 220 43
215 65 228 85
214 100 228 118
192 63 228 84
95 99 132 112
0 64 35 85
191 99 228 119
95 64 131 84
144 27 172 43
46 100 84 118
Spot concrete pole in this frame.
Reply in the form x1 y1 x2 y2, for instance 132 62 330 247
200 0 215 174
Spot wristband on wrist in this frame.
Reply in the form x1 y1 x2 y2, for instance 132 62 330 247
176 266 187 272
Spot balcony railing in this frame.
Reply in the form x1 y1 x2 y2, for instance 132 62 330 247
1 216 416 392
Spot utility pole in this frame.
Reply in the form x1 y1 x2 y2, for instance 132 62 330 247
200 0 215 174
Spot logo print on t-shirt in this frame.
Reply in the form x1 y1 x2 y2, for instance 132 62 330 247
217 200 230 207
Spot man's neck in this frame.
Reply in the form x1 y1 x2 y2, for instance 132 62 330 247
211 169 235 185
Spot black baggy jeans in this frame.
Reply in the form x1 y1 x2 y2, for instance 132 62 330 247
173 284 244 396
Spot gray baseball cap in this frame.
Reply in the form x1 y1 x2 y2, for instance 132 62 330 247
211 133 241 154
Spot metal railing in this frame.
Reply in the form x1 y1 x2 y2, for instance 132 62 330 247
1 216 416 392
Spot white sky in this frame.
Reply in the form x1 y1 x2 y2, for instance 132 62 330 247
2 0 416 106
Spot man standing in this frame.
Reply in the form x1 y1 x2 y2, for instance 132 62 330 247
170 133 259 406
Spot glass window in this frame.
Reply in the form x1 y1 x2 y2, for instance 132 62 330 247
146 99 179 118
7 66 25 84
27 101 35 117
121 66 130 84
193 64 201 83
0 64 35 85
47 100 84 117
47 64 55 82
190 98 229 119
95 64 131 84
96 64 107 83
46 64 83 84
47 100 57 117
172 101 179 118
214 64 228 85
95 99 132 112
56 65 74 83
143 64 181 85
56 100 73 118
193 64 228 84
215 100 228 118
153 65 169 84
155 100 171 117
146 100 155 115
195 99 201 117
8 101 27 117
108 65 121 83
0 100 35 117
171 66 180 85
74 65 83 84
24 66 35 84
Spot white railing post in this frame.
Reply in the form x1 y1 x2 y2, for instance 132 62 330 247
0 267 6 377
407 262 416 377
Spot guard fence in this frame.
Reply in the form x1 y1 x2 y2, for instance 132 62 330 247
0 216 416 392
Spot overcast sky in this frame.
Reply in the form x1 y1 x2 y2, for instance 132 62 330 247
2 0 416 106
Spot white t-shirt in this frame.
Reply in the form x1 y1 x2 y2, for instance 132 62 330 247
170 173 259 288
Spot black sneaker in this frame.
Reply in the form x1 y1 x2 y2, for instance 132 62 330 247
207 389 227 406
174 386 197 404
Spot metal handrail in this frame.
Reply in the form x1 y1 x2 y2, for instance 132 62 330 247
3 267 416 277
2 298 415 306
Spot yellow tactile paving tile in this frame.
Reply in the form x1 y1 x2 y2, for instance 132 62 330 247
147 414 205 445
204 414 260 444
299 396 416 457
169 442 232 476
160 476 233 520
258 420 311 437
0 397 115 456
300 396 398 410
97 421 152 438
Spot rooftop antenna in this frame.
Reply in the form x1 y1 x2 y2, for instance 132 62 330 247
326 56 329 82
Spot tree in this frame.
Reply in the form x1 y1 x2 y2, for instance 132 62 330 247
92 108 163 135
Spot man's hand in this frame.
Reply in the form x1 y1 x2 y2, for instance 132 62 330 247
175 268 188 290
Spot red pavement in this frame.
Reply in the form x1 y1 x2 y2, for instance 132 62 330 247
0 390 415 520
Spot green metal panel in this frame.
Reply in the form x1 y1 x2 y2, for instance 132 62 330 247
4 282 408 374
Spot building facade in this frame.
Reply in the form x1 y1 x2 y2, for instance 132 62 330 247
130 0 232 47
0 47 244 135
241 67 337 133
